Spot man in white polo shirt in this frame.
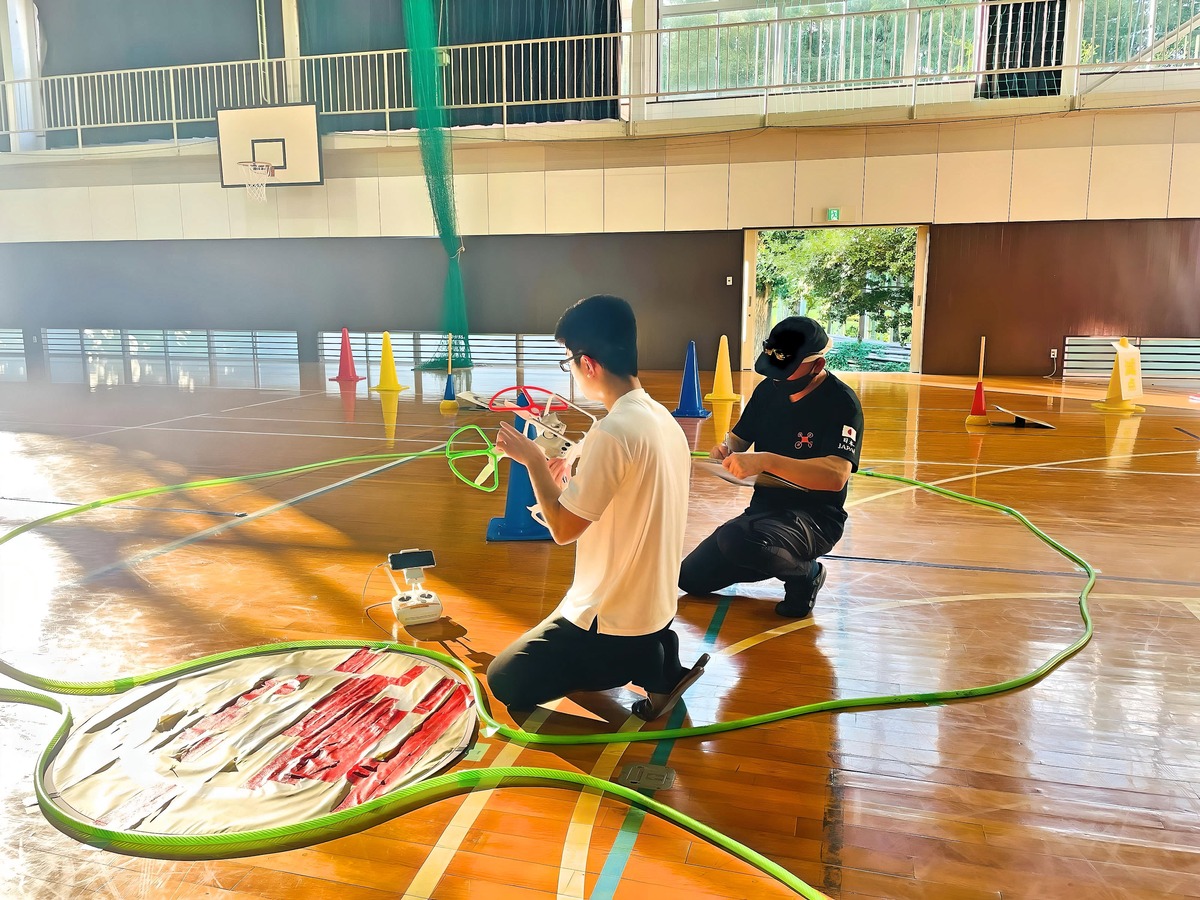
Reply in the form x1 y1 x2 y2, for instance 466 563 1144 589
487 294 708 721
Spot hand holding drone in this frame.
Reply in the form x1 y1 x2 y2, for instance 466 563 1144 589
446 387 597 502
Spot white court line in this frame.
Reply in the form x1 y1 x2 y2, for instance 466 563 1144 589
215 393 315 414
79 393 310 439
135 426 444 443
848 448 1200 509
76 451 439 584
719 591 1196 660
200 414 470 430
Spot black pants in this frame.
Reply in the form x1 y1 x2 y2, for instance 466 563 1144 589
679 508 838 596
487 616 684 711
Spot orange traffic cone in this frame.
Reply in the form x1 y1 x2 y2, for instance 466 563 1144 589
330 328 365 383
965 336 990 427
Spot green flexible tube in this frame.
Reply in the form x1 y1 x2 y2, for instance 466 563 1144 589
0 668 823 899
0 443 1095 899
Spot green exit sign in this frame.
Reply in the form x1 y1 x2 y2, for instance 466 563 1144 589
826 208 841 222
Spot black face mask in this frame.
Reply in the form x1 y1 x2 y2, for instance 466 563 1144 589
783 371 816 392
771 364 821 394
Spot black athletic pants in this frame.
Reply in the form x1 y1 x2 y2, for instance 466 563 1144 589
487 616 685 711
679 508 838 596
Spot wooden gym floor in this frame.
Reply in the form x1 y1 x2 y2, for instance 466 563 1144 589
1 365 1198 900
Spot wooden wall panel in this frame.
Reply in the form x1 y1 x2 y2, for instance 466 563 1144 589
924 220 1200 375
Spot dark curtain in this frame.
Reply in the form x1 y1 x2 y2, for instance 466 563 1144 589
977 0 1065 98
33 0 284 147
299 0 620 132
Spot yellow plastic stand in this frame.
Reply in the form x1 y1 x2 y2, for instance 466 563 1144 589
1092 337 1145 414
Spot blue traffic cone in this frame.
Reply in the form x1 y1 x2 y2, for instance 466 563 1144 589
672 341 712 419
439 372 459 414
487 392 552 542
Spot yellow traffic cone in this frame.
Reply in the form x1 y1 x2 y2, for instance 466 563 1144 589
372 332 409 394
1092 337 1145 414
704 335 740 403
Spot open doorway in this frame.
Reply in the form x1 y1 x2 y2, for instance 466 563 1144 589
751 226 922 373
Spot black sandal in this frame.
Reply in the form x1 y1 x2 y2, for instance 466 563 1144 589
631 653 710 721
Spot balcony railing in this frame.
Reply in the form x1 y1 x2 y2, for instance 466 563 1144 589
2 0 1199 150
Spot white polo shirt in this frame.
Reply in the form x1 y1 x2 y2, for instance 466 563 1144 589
556 388 691 635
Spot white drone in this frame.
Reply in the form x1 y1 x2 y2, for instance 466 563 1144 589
457 387 597 524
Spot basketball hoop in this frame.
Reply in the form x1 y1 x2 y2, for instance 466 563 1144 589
238 161 275 203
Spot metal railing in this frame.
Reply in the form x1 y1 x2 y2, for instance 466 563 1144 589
3 0 1200 150
39 328 301 388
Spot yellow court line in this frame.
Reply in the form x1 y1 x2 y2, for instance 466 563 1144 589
401 707 551 900
557 715 644 899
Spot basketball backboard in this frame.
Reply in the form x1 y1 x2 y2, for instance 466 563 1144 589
216 103 323 190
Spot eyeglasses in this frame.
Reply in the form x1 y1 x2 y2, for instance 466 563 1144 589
558 352 586 373
761 342 792 362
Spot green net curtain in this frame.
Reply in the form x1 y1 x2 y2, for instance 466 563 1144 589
403 0 473 369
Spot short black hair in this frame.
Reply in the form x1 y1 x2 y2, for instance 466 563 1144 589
554 294 638 377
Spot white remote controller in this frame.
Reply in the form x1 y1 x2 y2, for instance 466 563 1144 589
385 549 443 628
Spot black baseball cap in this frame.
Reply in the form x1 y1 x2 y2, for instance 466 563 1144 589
754 317 832 378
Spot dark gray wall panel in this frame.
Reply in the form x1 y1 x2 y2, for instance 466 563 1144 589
0 232 743 370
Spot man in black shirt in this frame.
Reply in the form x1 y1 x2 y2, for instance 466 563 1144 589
679 317 864 618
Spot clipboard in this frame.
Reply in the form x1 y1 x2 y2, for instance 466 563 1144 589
694 457 809 491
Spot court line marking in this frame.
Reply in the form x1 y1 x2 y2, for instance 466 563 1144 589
719 590 1192 659
558 715 644 899
591 600 732 899
76 450 443 584
400 709 551 900
27 396 1200 893
821 553 1200 590
847 448 1200 509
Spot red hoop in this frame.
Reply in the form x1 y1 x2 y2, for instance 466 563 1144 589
486 386 570 418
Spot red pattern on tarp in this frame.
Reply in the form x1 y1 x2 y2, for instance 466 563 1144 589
246 698 412 788
335 649 425 686
280 674 393 738
334 683 472 810
335 648 380 673
413 677 455 714
240 663 469 798
174 675 309 760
